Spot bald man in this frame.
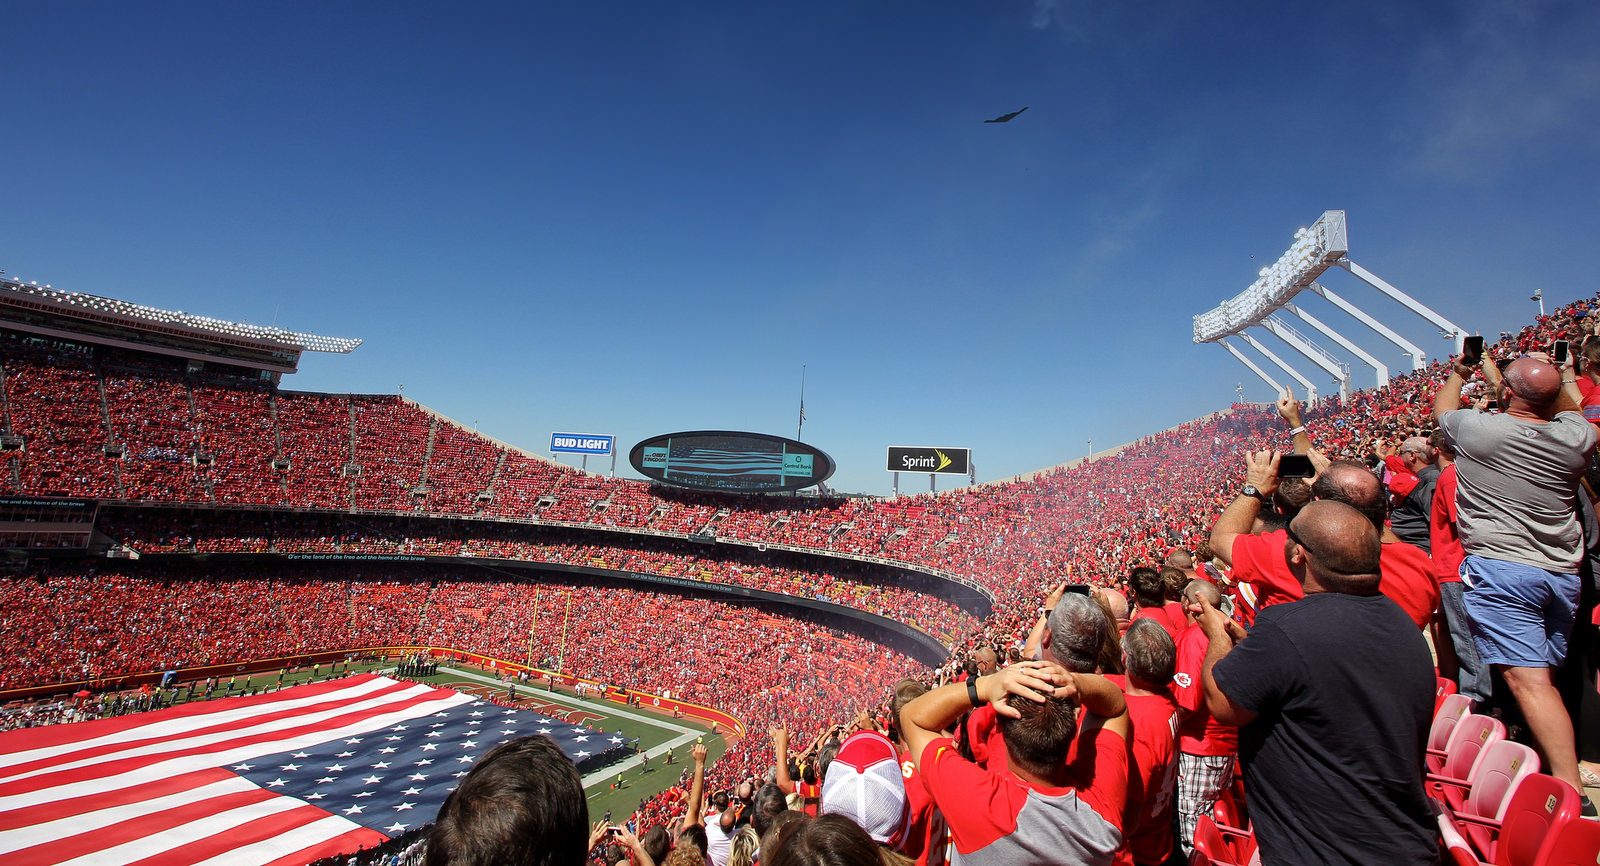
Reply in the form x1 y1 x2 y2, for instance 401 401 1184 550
1435 352 1595 803
1208 452 1439 629
1197 501 1437 865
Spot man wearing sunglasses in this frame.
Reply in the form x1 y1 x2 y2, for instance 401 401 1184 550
1206 451 1439 630
1195 500 1437 866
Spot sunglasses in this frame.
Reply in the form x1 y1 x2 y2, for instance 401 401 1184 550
1284 523 1318 558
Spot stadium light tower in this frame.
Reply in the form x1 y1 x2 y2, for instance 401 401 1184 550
1194 211 1465 401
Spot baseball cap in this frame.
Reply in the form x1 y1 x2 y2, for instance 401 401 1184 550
819 731 909 848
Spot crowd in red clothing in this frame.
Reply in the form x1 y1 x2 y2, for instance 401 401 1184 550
100 511 978 641
6 293 1600 862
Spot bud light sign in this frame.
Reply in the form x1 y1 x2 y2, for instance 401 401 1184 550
550 433 614 455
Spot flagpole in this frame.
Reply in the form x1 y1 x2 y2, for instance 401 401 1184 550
527 588 539 667
558 591 572 672
797 364 806 441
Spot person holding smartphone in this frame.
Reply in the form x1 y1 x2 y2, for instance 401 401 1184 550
1433 347 1595 808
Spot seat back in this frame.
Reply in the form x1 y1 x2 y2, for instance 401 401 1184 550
1192 815 1244 866
1535 809 1600 866
1213 785 1249 831
1439 812 1484 866
1466 742 1541 822
1442 714 1506 782
1438 675 1461 713
1494 773 1580 866
1431 694 1474 752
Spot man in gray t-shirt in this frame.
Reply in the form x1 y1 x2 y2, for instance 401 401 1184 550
1435 352 1594 803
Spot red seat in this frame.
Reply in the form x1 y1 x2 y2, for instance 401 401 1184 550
1440 772 1581 864
1212 787 1250 834
1440 814 1481 866
1429 713 1506 779
1193 814 1255 866
1429 741 1540 853
1536 809 1600 865
1438 675 1461 713
1430 693 1474 757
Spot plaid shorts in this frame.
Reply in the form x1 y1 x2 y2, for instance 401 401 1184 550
1175 751 1235 856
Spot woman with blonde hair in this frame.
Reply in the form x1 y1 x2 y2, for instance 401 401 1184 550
726 826 760 866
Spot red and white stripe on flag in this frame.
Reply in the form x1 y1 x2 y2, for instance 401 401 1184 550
0 674 471 866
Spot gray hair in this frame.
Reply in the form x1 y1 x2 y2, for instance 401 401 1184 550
1045 593 1111 673
1122 618 1176 687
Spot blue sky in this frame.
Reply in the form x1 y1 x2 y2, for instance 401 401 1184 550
4 1 1598 494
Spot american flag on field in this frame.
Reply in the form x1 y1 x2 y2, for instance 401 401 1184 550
0 674 629 866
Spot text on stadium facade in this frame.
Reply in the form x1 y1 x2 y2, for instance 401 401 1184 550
550 433 615 455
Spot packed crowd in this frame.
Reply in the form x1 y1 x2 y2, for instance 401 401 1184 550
9 296 1600 865
99 511 979 641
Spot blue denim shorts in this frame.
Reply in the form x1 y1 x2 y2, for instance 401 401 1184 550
1461 555 1580 667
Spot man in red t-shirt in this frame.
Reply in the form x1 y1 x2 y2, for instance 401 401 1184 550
1171 579 1238 859
1128 567 1182 639
1430 449 1489 702
902 661 1131 866
1210 453 1438 629
1110 619 1181 866
889 679 949 866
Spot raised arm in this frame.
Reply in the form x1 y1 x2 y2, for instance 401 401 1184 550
771 727 795 795
1277 386 1311 454
1194 596 1256 727
683 743 708 828
1433 356 1475 422
900 661 1066 769
1066 670 1131 741
1023 582 1068 661
1209 450 1279 566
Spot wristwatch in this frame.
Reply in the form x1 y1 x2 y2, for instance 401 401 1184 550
1240 485 1269 503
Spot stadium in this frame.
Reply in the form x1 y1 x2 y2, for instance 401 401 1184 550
7 4 1600 866
3 266 1599 864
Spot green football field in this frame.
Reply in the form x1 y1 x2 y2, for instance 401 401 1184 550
166 659 731 823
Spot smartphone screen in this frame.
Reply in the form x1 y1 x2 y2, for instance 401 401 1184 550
1553 340 1570 365
1063 584 1091 596
1460 335 1485 366
1278 454 1315 478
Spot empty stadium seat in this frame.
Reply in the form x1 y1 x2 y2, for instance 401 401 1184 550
1428 713 1506 779
1431 693 1475 759
1536 810 1600 865
1437 675 1461 713
1192 814 1256 866
1429 740 1541 850
1438 772 1581 865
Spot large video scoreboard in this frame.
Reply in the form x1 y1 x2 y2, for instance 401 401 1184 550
629 431 835 493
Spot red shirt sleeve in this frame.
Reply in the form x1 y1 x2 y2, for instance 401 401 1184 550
1229 531 1303 608
919 736 1023 854
1066 723 1130 828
